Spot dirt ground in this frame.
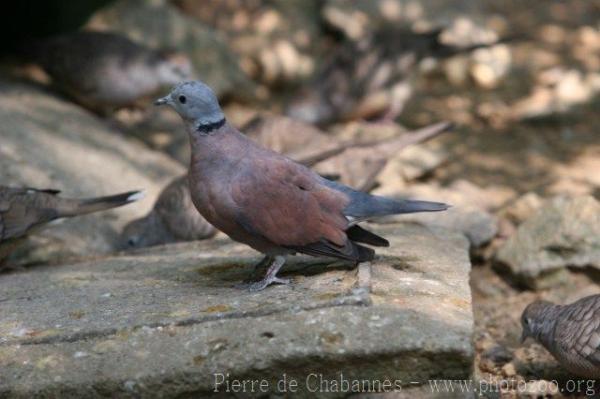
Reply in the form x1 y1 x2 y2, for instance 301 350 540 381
399 2 600 396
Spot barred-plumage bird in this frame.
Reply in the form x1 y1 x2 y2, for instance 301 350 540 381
521 295 600 378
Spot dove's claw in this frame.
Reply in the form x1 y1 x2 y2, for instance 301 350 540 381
235 255 288 291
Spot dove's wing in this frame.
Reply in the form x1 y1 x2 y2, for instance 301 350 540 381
555 296 600 374
230 157 375 261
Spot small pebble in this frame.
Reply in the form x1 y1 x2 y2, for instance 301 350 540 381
501 362 516 377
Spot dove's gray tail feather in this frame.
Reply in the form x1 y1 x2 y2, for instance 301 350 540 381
321 178 449 217
348 195 449 217
371 197 450 215
60 191 143 217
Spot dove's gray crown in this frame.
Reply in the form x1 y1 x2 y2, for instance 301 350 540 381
521 300 558 343
159 81 225 130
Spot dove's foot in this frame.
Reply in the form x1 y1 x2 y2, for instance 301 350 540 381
246 276 291 292
234 275 290 291
239 256 272 284
235 255 289 291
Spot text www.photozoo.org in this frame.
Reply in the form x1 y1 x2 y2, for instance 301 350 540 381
213 373 597 395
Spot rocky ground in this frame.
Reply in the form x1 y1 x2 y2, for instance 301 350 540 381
1 225 472 398
0 0 599 398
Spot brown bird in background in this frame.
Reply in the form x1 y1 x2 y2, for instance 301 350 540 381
122 175 216 249
0 187 142 264
20 31 192 114
155 81 449 291
521 295 600 378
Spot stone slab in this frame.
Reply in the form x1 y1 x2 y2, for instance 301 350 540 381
0 223 473 398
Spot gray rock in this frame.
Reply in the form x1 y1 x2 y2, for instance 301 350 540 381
374 181 503 248
86 0 256 100
388 207 498 248
0 223 473 398
499 192 544 225
0 79 184 265
496 196 600 289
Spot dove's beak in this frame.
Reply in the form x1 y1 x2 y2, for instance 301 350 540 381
154 96 170 106
520 330 528 344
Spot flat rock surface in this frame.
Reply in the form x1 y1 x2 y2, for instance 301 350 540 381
0 223 472 398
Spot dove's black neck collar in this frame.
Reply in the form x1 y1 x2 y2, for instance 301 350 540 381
196 117 226 134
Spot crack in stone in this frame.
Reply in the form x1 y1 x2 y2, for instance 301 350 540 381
5 290 371 347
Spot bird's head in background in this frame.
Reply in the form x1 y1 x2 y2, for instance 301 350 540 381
155 81 225 132
520 300 555 343
121 213 169 250
153 50 193 86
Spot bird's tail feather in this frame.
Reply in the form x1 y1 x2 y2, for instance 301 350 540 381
347 225 389 247
355 243 375 262
321 178 449 217
344 191 450 218
388 198 450 214
60 191 144 217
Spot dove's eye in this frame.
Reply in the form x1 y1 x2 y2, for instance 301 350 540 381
178 95 187 104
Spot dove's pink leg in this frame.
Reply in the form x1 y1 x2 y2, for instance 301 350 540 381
245 256 290 291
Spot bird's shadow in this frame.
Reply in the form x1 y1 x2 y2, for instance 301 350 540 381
191 256 357 288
